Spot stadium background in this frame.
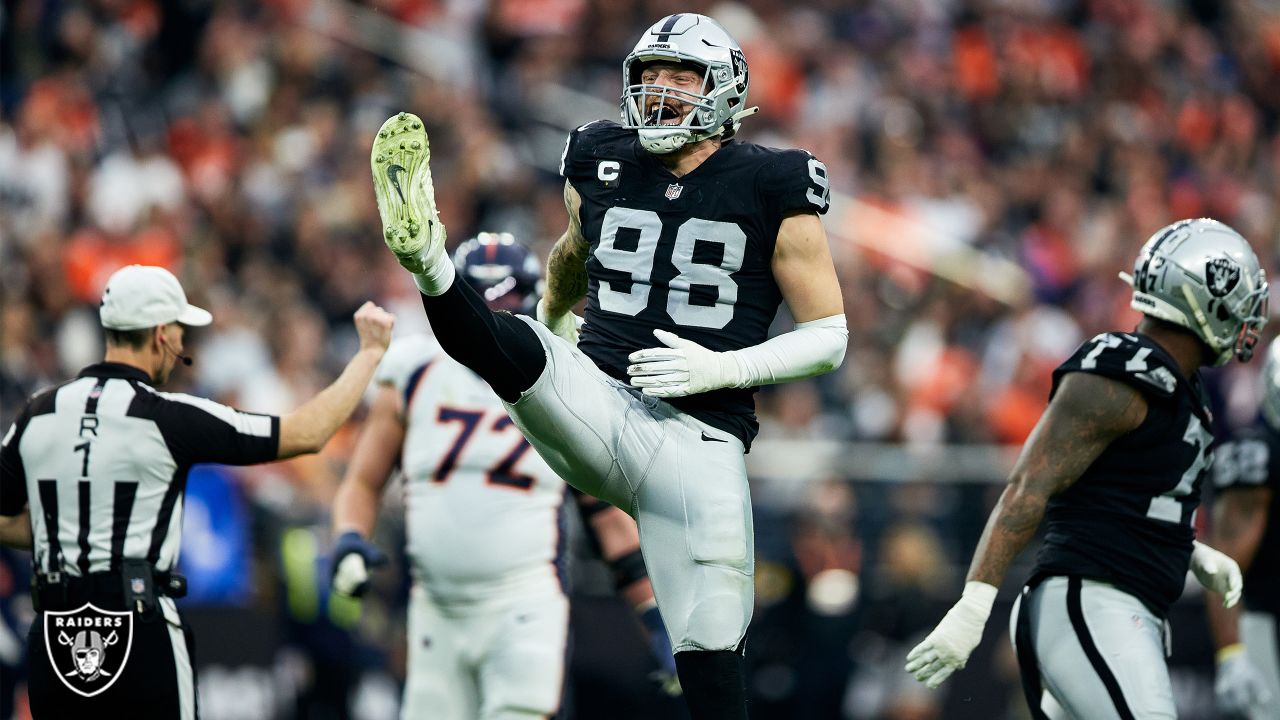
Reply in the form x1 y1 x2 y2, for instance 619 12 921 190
1 0 1278 717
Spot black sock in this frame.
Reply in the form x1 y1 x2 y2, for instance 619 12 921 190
418 281 546 402
674 649 748 720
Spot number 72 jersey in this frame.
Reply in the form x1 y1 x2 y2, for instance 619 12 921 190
377 335 566 603
1033 332 1215 617
561 121 830 447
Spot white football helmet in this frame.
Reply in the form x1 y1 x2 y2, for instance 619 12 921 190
621 13 756 154
1122 218 1269 366
1261 340 1280 431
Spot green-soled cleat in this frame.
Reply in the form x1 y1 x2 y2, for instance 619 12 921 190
371 112 446 275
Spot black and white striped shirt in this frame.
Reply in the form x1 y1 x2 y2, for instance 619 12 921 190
0 362 279 577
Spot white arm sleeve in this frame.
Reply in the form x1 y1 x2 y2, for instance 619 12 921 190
725 314 848 388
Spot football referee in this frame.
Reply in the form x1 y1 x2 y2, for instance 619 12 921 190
0 265 394 719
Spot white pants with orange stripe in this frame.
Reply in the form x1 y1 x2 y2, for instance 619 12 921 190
402 582 569 720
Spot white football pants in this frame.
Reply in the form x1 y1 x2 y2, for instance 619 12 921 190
503 316 755 653
401 582 569 720
1011 576 1175 719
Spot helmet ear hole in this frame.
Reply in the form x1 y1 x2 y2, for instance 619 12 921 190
1215 302 1231 322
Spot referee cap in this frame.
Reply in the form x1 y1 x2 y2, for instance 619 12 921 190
99 265 213 330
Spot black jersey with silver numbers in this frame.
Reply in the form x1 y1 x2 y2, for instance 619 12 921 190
1032 332 1214 618
1212 422 1280 614
0 363 280 578
560 121 830 447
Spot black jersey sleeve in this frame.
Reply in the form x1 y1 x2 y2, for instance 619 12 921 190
759 148 831 217
151 392 280 466
559 120 626 185
1051 332 1181 401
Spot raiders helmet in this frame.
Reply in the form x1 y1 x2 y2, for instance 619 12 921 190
452 232 542 314
1123 218 1269 366
621 13 755 154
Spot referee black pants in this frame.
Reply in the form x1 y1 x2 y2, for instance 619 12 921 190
27 601 198 719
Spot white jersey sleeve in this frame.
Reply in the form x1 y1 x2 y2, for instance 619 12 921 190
376 334 443 397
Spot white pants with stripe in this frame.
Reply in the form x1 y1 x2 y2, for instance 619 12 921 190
503 317 755 653
1011 576 1175 720
402 583 569 720
1238 610 1280 720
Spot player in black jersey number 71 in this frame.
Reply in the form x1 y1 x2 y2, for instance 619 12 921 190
370 13 847 719
905 218 1269 719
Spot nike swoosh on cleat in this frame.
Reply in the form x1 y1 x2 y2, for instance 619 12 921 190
387 164 407 204
700 432 727 443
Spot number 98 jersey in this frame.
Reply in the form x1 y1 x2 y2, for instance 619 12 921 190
561 121 830 447
1033 332 1215 617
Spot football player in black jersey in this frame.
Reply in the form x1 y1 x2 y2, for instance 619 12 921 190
1204 339 1280 719
368 13 847 719
905 218 1269 719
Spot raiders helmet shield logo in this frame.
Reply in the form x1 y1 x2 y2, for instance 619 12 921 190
729 47 749 92
1206 257 1241 298
44 603 134 697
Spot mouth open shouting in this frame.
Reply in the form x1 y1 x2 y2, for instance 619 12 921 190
644 100 690 127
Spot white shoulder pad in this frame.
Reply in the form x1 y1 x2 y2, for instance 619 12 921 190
375 334 443 395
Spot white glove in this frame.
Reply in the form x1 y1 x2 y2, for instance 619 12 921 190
627 330 743 398
905 582 997 689
1216 644 1273 717
332 554 370 597
1191 540 1243 608
536 299 584 345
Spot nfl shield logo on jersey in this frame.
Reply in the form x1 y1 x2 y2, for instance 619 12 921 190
665 183 683 200
44 603 134 697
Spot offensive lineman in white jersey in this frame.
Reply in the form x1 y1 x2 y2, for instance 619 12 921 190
330 233 676 719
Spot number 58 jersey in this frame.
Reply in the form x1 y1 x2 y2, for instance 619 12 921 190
1033 332 1215 617
376 335 566 605
561 121 831 447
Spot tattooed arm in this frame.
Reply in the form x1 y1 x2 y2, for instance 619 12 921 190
968 371 1148 584
907 370 1147 688
543 182 591 318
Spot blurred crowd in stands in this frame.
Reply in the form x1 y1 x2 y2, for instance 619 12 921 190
2 0 1278 717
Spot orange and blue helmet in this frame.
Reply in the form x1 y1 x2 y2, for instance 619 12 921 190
452 232 542 314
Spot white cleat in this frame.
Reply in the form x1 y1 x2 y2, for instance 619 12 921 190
371 112 446 275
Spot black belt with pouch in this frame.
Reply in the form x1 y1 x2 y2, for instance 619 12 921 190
33 560 188 614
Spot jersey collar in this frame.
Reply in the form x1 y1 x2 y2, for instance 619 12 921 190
78 362 153 385
633 133 733 182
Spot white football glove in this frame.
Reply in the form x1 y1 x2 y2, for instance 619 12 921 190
1191 540 1243 608
1216 644 1273 717
536 299 584 345
627 330 743 398
905 582 997 689
333 554 371 597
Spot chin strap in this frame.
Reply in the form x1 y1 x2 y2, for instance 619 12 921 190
728 106 759 125
1180 283 1229 363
